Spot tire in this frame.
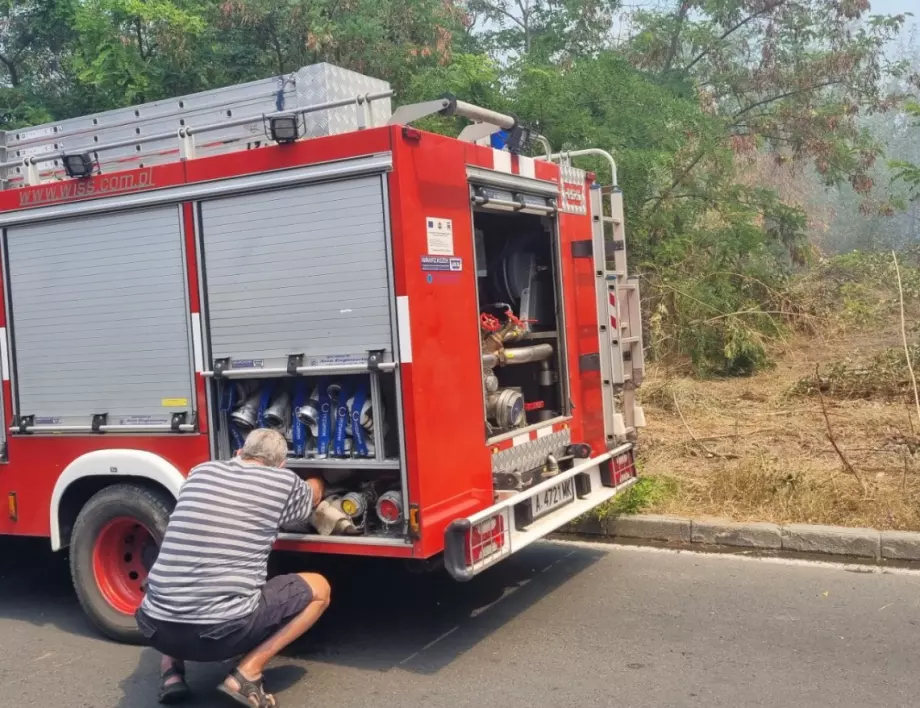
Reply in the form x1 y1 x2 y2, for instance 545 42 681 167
69 484 173 644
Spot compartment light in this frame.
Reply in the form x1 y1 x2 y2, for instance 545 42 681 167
269 115 300 144
63 153 95 178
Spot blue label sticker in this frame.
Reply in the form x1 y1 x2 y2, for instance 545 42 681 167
231 359 264 369
421 256 462 272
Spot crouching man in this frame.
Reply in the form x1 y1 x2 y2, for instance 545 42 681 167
135 428 328 707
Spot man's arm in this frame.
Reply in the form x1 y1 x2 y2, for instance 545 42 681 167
279 474 324 529
305 477 324 508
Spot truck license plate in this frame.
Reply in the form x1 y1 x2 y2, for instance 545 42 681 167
530 478 575 520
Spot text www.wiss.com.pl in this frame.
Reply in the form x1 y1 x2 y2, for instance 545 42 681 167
19 168 155 207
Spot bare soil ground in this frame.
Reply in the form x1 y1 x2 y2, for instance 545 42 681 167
637 323 920 531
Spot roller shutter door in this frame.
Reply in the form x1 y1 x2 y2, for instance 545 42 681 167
199 175 392 369
5 207 194 427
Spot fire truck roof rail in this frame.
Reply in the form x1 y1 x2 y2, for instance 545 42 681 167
0 62 393 190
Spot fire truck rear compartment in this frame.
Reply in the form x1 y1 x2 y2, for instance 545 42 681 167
198 169 409 542
473 210 568 445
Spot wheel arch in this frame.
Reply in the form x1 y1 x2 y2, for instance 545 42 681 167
51 450 185 551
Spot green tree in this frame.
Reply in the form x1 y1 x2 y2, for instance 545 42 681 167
211 0 465 93
628 0 909 197
891 103 920 201
465 0 619 61
68 0 207 107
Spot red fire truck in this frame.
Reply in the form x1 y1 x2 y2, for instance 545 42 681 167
0 63 645 642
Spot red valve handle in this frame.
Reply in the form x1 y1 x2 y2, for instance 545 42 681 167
480 313 501 332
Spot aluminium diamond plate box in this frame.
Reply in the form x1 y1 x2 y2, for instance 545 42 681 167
296 63 392 137
0 63 392 189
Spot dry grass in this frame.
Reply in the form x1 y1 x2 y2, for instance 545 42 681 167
637 324 920 531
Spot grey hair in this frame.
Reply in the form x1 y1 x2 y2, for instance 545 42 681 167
239 428 288 467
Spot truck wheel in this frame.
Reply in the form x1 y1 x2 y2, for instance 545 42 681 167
69 484 173 644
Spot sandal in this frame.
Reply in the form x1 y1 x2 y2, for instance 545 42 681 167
217 668 277 708
158 665 191 704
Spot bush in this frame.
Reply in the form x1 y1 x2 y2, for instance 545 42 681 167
790 345 920 401
643 268 788 377
595 475 678 517
789 250 920 329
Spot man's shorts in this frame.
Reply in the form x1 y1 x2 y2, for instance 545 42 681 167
135 574 313 663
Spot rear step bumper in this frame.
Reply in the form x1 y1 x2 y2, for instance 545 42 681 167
444 444 637 581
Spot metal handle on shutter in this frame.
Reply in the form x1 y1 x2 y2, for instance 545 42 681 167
471 187 556 215
203 363 397 379
10 423 197 434
472 196 557 214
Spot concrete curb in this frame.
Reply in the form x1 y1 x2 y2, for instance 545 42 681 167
563 514 920 562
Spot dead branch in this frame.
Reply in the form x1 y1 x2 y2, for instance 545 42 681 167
671 390 737 459
892 251 920 428
815 365 868 497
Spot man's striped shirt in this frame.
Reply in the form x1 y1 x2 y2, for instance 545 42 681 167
141 458 312 624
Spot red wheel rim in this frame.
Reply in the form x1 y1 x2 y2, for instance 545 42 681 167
92 517 156 615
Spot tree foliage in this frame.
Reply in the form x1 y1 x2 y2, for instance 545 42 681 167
891 102 920 201
465 0 619 61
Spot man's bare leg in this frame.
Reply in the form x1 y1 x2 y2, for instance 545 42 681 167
222 573 331 702
160 655 185 685
158 654 190 704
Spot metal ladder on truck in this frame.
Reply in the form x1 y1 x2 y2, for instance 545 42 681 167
0 63 392 190
553 150 646 447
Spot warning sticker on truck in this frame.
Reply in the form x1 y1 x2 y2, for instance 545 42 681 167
425 217 454 255
421 256 462 272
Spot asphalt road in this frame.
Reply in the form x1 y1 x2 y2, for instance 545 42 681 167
2 538 920 708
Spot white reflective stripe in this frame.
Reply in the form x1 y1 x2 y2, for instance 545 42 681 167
191 312 203 372
50 450 185 551
396 295 413 363
536 425 552 439
493 149 512 174
518 155 536 179
512 432 530 447
0 326 8 381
